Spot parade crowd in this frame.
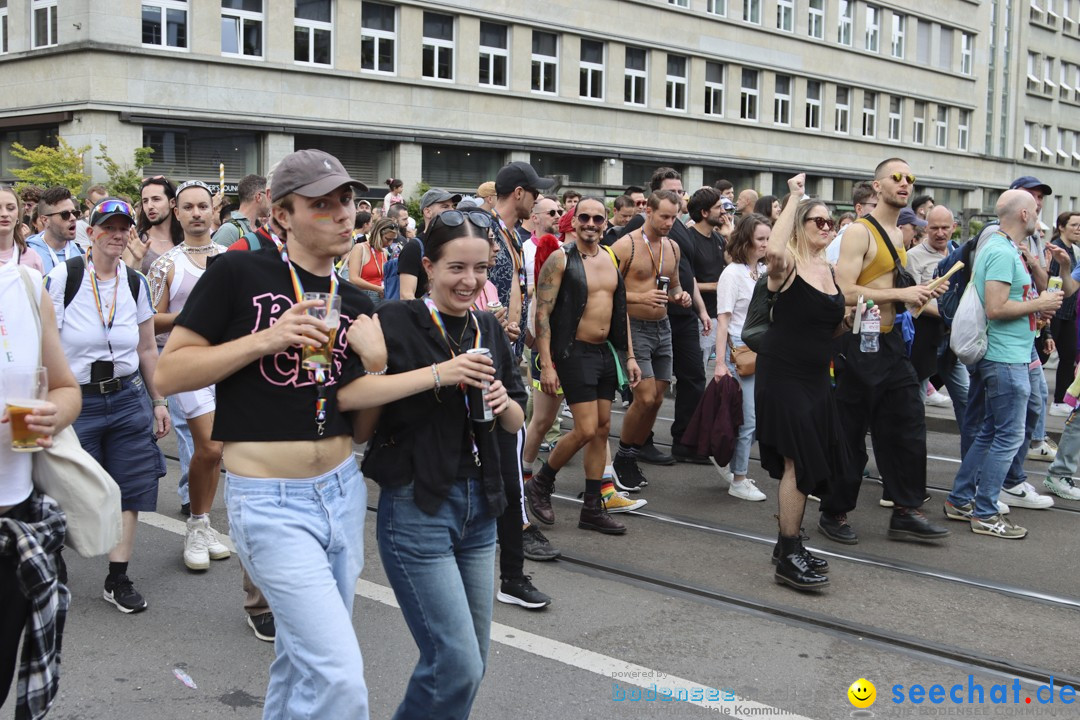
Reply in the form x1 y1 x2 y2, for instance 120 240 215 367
2 149 1079 720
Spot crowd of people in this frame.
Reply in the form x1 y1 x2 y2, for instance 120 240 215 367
2 148 1079 719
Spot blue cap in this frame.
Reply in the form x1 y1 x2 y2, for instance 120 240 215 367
897 207 927 228
1009 176 1053 195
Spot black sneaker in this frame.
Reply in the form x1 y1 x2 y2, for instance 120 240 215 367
817 512 859 544
180 502 190 517
103 574 148 614
497 575 551 610
522 525 561 561
612 455 647 492
247 612 276 642
888 508 951 542
672 444 712 465
638 441 675 466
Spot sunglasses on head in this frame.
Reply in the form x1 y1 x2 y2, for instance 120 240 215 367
885 172 916 185
432 209 495 230
577 213 607 226
808 216 836 231
45 210 77 221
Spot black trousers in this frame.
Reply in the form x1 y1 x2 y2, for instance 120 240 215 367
669 313 706 446
823 331 928 514
496 426 526 581
0 501 32 711
1051 316 1077 403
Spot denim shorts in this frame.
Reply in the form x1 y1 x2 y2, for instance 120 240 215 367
629 316 673 382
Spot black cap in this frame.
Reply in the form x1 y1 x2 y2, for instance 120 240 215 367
494 161 556 196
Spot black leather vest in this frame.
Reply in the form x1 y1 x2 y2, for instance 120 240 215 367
550 242 629 360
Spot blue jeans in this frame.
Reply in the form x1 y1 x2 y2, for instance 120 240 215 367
949 360 1030 519
225 457 369 720
937 340 972 453
377 478 497 720
1003 347 1046 489
724 345 755 476
169 402 192 505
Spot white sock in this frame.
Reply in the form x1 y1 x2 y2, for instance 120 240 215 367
189 512 209 522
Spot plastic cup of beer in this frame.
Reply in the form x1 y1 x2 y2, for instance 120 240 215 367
302 292 341 370
3 366 48 452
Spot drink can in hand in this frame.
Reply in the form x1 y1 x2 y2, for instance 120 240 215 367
466 348 495 422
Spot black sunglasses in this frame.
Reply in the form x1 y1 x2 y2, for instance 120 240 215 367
543 209 560 217
45 210 77 221
809 216 836 231
432 209 495 230
577 213 607 225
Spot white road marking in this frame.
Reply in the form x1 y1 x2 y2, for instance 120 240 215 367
141 511 811 718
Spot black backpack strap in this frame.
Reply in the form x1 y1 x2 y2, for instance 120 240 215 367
126 267 143 303
62 255 86 308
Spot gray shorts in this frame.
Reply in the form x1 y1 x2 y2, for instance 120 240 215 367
629 316 673 382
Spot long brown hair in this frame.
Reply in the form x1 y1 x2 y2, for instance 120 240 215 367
727 213 771 265
0 186 27 252
368 218 398 252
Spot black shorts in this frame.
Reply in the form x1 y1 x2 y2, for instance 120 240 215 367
555 341 619 405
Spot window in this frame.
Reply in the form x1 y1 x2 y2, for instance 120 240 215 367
744 0 761 24
294 0 332 66
835 86 850 133
774 75 791 125
1061 61 1073 100
421 12 454 81
960 32 973 75
805 80 822 129
707 0 728 16
705 62 725 116
32 0 60 48
1041 125 1053 160
668 0 689 6
580 39 605 100
938 28 953 71
838 0 853 45
1072 130 1080 166
478 22 507 88
740 68 759 120
1027 51 1042 91
862 92 877 137
935 106 949 148
142 0 188 49
1023 122 1037 158
423 146 502 188
144 126 260 179
531 31 558 94
222 0 264 58
361 2 395 73
0 0 8 54
666 55 688 111
777 0 794 31
1044 56 1056 89
891 14 906 58
625 47 647 105
888 96 902 140
1057 129 1068 163
865 5 880 52
808 0 824 39
916 19 931 65
913 101 926 144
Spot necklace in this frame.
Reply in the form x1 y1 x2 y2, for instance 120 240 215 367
747 263 760 282
579 245 601 259
181 242 218 255
445 315 471 351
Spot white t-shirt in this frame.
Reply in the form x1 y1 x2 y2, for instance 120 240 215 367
0 263 44 506
523 233 538 292
825 225 849 265
715 262 765 344
46 260 154 385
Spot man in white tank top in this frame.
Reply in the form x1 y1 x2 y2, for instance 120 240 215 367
149 181 230 571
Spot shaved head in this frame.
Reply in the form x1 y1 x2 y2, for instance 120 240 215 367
996 189 1036 222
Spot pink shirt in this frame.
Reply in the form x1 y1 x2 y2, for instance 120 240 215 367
0 244 44 273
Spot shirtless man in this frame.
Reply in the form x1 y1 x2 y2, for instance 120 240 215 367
826 157 951 544
156 149 376 718
609 190 692 490
148 180 229 571
526 197 641 533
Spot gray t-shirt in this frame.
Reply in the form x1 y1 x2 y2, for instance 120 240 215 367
212 212 252 248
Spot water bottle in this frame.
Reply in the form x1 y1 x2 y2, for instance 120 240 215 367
860 300 880 353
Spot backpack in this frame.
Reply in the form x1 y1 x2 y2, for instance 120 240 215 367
949 230 1007 365
63 255 143 308
934 224 996 329
383 238 423 301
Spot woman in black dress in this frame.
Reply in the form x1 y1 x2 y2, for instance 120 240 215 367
756 174 853 591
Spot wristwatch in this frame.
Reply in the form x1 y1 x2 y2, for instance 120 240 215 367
152 398 169 408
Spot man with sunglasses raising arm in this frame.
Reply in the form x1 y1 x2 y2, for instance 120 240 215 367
27 187 84 275
827 158 951 544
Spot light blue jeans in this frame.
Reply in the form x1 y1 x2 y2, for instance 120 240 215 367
169 401 192 505
724 344 756 477
225 457 369 720
949 360 1030 519
377 478 496 720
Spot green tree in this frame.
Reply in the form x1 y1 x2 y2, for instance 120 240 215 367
96 144 155 200
405 181 430 224
10 137 90 195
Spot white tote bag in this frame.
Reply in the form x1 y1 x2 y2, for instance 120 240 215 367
949 281 988 366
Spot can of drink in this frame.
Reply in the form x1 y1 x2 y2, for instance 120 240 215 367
487 301 503 312
1049 276 1063 292
466 348 495 421
657 275 670 293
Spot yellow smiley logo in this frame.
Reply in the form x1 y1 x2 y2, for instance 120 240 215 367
848 678 876 708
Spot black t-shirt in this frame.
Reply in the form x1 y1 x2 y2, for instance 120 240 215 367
174 249 375 442
397 237 427 298
687 226 726 317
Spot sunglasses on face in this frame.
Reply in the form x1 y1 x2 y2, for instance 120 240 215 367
432 209 495 230
634 200 648 207
808 216 836 231
577 213 607 226
886 172 916 184
45 210 77 221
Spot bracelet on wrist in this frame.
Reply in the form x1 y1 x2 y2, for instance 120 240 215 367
152 398 168 408
366 364 388 376
431 363 441 391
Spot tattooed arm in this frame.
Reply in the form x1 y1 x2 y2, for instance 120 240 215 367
535 250 567 396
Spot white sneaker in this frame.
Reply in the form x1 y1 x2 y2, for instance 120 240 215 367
1049 403 1072 417
1027 440 1058 461
728 478 766 501
1044 475 1080 500
560 402 573 419
924 391 951 407
997 500 1010 515
1000 481 1055 509
184 517 210 570
716 465 734 484
202 523 231 561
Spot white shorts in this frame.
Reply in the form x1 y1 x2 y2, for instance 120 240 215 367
173 385 215 420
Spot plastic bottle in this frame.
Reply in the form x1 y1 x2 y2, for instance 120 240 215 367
860 300 880 353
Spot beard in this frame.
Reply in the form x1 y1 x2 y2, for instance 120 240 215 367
147 212 169 227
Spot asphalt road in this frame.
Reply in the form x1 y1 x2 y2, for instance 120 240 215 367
37 363 1080 720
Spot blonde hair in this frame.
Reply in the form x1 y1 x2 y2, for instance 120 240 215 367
368 218 398 251
788 199 830 265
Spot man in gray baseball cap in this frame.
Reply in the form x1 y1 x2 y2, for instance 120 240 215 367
270 149 369 200
395 187 463 300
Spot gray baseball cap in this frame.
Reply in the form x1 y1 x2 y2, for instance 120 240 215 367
421 188 463 210
270 149 368 199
